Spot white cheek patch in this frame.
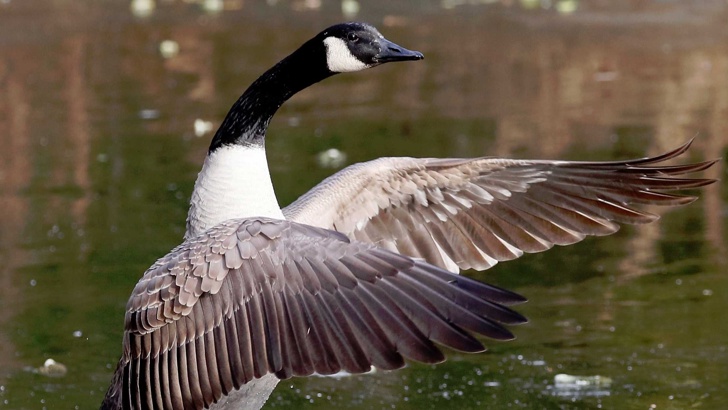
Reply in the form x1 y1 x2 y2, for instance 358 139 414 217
323 37 370 73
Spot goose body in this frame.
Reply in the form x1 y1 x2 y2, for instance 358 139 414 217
102 22 716 410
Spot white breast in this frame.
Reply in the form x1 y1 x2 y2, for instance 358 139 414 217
186 145 284 239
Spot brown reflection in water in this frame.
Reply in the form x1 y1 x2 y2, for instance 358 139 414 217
704 172 726 265
0 50 32 380
62 35 92 227
0 23 95 384
163 28 217 102
701 55 728 264
412 14 728 161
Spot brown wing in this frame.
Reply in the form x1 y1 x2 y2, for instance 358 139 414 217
105 218 526 409
284 140 717 272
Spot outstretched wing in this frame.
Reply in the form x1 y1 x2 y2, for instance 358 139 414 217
106 218 526 409
284 140 717 272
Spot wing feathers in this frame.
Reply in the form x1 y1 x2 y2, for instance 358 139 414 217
246 293 268 379
283 143 715 272
214 322 234 394
298 290 339 374
166 333 183 409
334 290 403 369
185 339 204 408
355 282 444 363
233 302 254 384
260 278 283 373
279 292 314 376
106 217 529 409
176 338 192 407
222 304 244 388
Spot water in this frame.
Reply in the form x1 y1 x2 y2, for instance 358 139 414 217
0 1 726 409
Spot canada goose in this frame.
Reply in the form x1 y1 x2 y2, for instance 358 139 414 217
101 22 716 410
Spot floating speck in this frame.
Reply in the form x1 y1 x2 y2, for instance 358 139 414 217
555 0 577 14
316 367 375 379
551 373 612 398
139 109 160 120
72 330 83 338
302 0 321 10
159 40 179 59
194 119 214 137
201 0 223 13
130 0 155 18
316 148 347 169
341 0 360 18
38 359 67 377
594 71 618 82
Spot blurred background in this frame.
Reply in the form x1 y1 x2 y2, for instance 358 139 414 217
0 0 726 409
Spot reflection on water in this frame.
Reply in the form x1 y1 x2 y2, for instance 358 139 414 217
0 0 726 409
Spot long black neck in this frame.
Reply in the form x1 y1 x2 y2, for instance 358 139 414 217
209 38 334 152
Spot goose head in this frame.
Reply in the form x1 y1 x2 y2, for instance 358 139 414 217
318 22 424 73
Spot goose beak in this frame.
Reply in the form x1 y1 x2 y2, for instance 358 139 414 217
373 38 424 64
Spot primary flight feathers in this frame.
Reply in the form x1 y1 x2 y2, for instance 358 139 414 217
119 218 526 409
286 139 716 272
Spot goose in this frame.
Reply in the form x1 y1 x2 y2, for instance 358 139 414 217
101 22 717 410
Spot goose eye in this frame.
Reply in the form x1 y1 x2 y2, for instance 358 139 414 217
347 33 359 42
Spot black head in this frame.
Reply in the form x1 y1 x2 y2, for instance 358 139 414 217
315 22 424 73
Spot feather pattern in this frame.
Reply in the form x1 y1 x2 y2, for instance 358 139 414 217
284 140 717 272
104 217 526 409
